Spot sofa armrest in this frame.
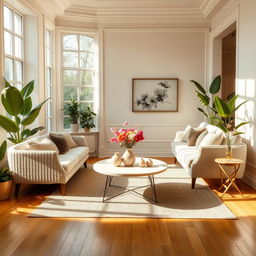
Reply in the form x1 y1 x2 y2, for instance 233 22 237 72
174 131 185 142
71 136 88 147
7 149 66 184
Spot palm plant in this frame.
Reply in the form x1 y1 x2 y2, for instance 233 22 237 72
190 76 222 124
0 79 48 144
214 95 249 158
0 141 11 182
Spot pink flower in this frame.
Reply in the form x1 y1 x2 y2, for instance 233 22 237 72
123 121 128 126
110 137 118 143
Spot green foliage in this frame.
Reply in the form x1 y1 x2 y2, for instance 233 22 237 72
63 97 80 124
79 106 96 129
190 75 221 124
0 168 12 182
0 141 7 161
0 79 49 144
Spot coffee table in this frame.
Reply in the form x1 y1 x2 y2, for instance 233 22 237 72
93 158 168 203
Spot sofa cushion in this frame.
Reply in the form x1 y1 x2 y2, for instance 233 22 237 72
221 134 243 145
49 134 69 154
26 138 59 153
181 125 192 142
59 153 80 173
171 141 187 156
68 146 89 161
176 147 198 168
187 128 206 146
198 132 224 146
50 132 77 149
195 130 208 147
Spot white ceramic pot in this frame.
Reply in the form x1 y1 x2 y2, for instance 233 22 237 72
111 152 122 167
83 127 91 132
122 148 136 167
71 123 79 132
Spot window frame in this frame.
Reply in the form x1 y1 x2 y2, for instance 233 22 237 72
60 31 99 131
3 3 25 89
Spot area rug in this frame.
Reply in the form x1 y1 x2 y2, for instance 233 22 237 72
30 164 236 219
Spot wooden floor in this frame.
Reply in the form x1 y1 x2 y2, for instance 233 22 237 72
0 157 256 256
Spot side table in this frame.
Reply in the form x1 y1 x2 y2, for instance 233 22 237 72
215 158 245 198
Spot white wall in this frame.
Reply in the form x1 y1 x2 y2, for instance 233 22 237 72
101 29 207 157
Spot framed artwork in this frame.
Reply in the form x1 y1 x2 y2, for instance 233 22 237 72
132 78 178 112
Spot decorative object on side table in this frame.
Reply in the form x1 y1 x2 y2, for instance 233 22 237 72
132 78 178 112
110 121 145 167
0 141 12 200
79 106 96 132
63 97 80 132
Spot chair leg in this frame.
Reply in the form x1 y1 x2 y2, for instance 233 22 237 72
60 184 66 195
15 184 21 197
192 178 196 189
84 161 87 168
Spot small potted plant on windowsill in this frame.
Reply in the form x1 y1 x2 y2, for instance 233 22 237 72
63 97 80 132
0 141 12 200
79 106 96 132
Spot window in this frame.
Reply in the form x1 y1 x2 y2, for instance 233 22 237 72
3 5 24 89
61 34 97 129
45 29 53 132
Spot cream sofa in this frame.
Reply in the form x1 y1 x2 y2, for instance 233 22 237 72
8 134 89 195
171 123 247 188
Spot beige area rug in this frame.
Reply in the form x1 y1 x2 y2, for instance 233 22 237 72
30 164 236 219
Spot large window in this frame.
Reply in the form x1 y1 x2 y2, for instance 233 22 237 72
61 34 97 129
45 29 53 132
3 5 24 89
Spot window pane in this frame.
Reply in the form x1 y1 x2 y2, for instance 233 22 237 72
46 48 51 66
80 35 94 51
46 68 52 85
4 58 13 80
14 36 22 58
63 52 78 67
80 87 94 101
64 117 70 129
64 87 77 101
80 52 94 68
63 35 78 50
4 6 13 31
63 70 78 85
15 60 23 82
80 71 93 85
4 31 13 55
14 13 22 35
80 102 94 110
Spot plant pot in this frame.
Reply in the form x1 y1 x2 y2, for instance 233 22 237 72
225 132 233 159
71 123 79 132
0 180 12 200
122 148 136 167
83 128 91 132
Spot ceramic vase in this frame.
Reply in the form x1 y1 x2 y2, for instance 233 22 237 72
71 123 79 132
111 152 122 167
83 127 91 132
225 132 233 159
122 148 136 167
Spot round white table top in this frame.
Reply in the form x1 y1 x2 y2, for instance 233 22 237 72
93 158 168 177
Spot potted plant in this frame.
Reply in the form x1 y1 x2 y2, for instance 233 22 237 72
0 141 12 200
0 79 49 144
63 97 80 132
79 106 96 132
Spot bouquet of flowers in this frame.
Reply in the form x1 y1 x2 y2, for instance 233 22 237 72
110 121 145 148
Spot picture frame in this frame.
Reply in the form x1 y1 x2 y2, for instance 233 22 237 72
132 78 178 112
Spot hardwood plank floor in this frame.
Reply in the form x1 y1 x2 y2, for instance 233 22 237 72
0 157 255 256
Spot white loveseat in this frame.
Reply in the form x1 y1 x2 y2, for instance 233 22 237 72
171 123 247 188
8 134 89 195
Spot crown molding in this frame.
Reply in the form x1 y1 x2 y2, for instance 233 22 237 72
199 0 220 17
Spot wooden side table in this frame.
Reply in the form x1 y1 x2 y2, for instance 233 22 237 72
215 158 244 198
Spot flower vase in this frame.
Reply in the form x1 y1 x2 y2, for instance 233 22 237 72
122 148 136 167
225 132 233 159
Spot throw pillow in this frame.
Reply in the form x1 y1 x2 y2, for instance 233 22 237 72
181 125 192 142
187 128 206 146
49 134 69 154
51 132 77 149
195 130 208 147
198 132 224 147
26 138 59 153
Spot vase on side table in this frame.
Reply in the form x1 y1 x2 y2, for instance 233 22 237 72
225 132 233 159
122 148 136 167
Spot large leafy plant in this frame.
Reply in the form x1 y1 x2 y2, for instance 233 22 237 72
79 106 96 129
0 79 48 144
0 141 11 182
63 97 80 124
190 76 222 124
